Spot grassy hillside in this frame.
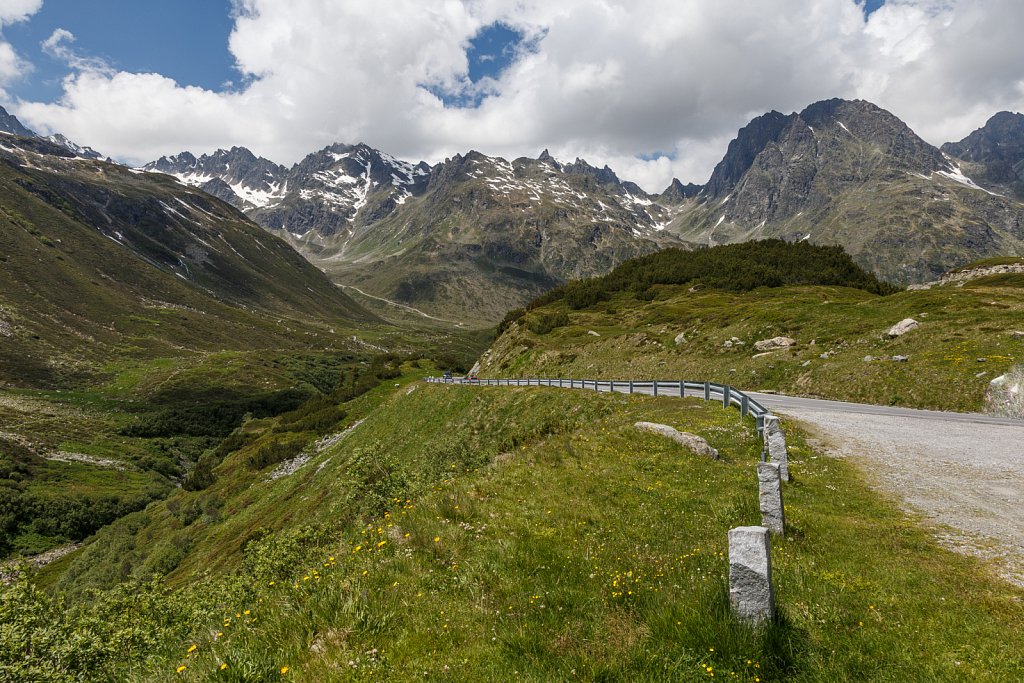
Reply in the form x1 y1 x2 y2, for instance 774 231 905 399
0 136 496 563
482 248 1024 412
3 377 1023 681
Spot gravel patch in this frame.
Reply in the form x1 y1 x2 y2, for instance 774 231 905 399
783 408 1024 587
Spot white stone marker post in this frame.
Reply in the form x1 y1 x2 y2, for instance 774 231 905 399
757 462 785 535
728 526 775 624
762 415 790 481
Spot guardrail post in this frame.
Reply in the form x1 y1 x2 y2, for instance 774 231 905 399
679 380 684 398
628 380 634 394
723 385 731 409
653 381 658 397
728 526 775 624
704 382 711 401
757 462 785 535
741 395 749 418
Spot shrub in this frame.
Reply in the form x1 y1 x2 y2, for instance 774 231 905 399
246 435 309 470
526 309 570 335
530 240 899 312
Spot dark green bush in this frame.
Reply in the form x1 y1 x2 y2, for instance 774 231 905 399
246 435 309 471
532 240 900 312
526 309 570 335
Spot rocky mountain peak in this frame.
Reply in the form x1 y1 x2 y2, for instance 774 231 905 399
660 178 702 203
942 111 1024 197
704 110 794 197
0 105 35 137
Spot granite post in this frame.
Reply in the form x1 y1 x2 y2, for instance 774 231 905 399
728 526 775 624
757 462 785 535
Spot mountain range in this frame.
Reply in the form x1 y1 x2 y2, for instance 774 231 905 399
6 101 1024 324
143 100 1024 321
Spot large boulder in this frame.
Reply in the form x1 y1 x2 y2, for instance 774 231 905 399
754 336 796 352
987 370 1023 418
886 318 919 337
634 422 719 459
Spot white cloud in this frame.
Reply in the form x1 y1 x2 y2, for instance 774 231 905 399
12 0 1024 191
0 0 42 96
0 0 42 26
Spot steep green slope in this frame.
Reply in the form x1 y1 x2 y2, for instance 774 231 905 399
0 135 377 390
5 378 1023 681
0 135 398 562
481 246 1024 412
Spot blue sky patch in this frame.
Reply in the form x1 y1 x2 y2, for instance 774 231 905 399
4 0 236 103
862 0 887 18
428 22 539 109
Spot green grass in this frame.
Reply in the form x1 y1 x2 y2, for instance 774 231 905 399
482 282 1024 412
6 379 1022 681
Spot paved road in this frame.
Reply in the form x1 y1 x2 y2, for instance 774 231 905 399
436 378 1024 586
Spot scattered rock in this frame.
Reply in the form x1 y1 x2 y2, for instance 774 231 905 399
801 360 811 367
976 371 988 378
1012 331 1024 340
752 351 782 359
723 340 733 348
634 422 719 459
886 318 919 338
987 371 1023 418
977 357 988 363
674 332 686 345
906 283 932 290
893 355 909 362
863 355 874 362
754 336 796 351
819 353 830 359
0 317 11 338
588 330 601 337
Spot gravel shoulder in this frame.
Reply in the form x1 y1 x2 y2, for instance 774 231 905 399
776 406 1024 587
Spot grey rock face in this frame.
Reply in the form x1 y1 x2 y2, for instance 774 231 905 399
634 422 719 459
757 462 785 535
728 526 775 624
942 111 1024 199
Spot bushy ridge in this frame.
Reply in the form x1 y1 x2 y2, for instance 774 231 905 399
529 241 899 312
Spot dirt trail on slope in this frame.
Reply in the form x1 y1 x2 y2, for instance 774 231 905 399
785 409 1024 587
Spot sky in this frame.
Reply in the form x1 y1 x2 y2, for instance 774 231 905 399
1 0 1023 192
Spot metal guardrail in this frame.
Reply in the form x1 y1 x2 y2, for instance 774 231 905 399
426 376 771 432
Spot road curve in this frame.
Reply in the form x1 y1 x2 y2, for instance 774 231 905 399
436 378 1024 586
